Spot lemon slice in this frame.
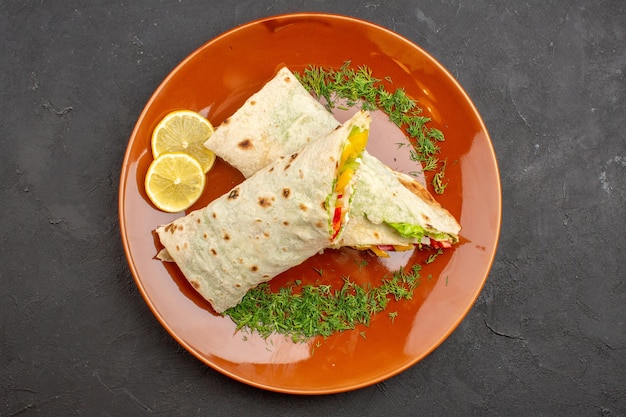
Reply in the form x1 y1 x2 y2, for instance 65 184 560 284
145 152 206 213
151 110 216 173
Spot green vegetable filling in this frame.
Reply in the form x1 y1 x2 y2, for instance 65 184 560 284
386 222 426 240
387 222 452 242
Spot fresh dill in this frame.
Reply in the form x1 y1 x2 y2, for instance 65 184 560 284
224 265 422 342
389 311 398 323
296 61 447 193
426 249 444 264
355 259 368 271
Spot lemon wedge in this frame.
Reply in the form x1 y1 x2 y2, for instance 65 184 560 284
145 152 206 213
151 110 216 173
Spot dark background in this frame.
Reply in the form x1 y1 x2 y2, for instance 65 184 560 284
2 1 624 416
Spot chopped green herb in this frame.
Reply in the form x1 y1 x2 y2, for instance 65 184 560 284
389 311 398 323
296 61 447 188
426 249 444 264
313 268 324 276
224 265 422 342
355 259 368 271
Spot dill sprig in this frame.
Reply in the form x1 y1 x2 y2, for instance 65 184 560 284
296 61 448 194
426 249 444 264
224 265 422 342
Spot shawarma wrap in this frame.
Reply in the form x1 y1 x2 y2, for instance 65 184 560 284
156 111 371 313
334 152 460 252
204 67 460 253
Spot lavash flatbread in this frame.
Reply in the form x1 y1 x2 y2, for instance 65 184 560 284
204 66 460 248
205 67 340 178
156 111 371 313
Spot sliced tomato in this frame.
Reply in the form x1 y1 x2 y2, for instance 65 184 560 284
331 207 342 239
429 240 452 249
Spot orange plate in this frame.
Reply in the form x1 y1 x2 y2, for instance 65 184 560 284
119 13 501 394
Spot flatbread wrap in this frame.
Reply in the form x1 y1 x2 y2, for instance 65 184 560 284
335 152 460 253
204 67 460 254
156 111 371 313
204 67 340 178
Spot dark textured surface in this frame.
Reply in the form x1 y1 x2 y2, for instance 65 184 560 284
1 1 625 415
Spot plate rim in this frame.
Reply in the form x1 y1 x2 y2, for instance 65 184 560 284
118 12 502 394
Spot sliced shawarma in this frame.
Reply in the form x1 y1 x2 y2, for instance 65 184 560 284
204 66 460 254
334 152 460 255
156 111 371 313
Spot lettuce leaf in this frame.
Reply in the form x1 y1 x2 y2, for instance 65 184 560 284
386 222 453 242
386 222 426 240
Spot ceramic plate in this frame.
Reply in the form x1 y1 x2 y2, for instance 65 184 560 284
119 13 501 394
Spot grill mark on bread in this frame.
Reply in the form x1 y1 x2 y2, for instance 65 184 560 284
259 197 273 208
228 188 240 200
238 139 253 150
